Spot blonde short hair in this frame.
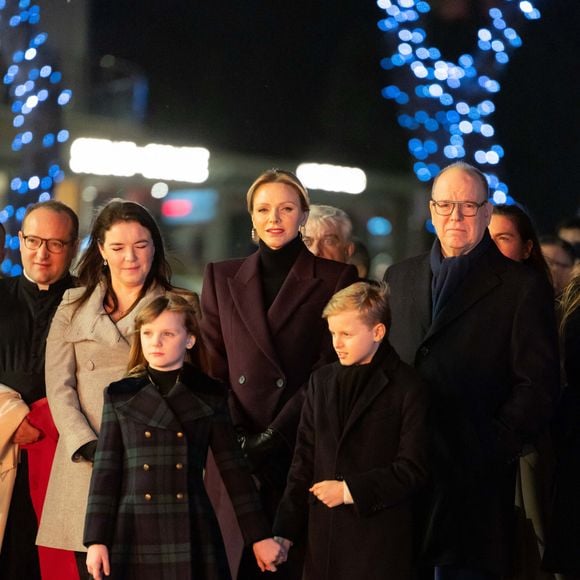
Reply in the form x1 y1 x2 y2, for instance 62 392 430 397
246 169 310 213
323 281 391 329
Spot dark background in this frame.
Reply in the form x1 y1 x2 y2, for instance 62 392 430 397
90 0 580 233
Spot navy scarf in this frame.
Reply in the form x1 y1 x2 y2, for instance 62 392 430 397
430 230 492 319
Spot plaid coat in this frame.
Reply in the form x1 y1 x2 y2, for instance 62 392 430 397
83 364 270 580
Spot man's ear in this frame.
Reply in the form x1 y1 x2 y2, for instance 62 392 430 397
345 242 355 259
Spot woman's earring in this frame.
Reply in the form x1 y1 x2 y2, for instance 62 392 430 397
103 259 108 267
251 227 259 244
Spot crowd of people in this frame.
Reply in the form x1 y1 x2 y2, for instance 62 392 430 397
0 163 579 580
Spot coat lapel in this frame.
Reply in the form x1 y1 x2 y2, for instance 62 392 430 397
114 382 214 430
340 367 389 442
424 251 502 342
228 251 281 369
267 247 321 336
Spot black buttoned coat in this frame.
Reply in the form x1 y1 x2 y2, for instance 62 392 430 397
385 242 560 575
200 244 357 576
273 345 429 580
83 365 270 580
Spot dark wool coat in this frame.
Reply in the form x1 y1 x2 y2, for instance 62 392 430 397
385 242 560 576
273 345 429 580
543 307 580 575
200 245 357 577
83 365 270 580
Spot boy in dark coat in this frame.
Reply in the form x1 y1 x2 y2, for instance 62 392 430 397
274 282 429 579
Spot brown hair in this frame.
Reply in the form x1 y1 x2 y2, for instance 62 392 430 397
246 169 310 213
22 200 79 241
74 199 172 315
127 292 207 375
558 275 580 336
323 281 391 329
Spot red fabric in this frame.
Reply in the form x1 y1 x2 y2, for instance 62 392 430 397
22 398 79 580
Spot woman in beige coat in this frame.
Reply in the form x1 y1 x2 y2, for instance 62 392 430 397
37 200 189 579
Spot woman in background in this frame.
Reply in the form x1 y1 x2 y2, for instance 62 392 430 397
201 169 358 579
543 275 580 578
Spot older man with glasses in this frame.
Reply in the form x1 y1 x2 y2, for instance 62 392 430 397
384 162 560 580
0 200 79 580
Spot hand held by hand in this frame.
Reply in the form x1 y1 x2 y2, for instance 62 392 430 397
12 416 42 445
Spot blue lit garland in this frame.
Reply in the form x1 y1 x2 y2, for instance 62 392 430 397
0 0 71 276
377 0 542 207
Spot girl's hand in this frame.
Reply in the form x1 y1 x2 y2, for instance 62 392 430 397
86 544 110 579
253 537 287 572
309 480 344 508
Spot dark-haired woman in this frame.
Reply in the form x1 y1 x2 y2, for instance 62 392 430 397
201 169 358 579
37 199 192 578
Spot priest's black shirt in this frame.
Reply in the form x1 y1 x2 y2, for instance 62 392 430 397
0 273 75 405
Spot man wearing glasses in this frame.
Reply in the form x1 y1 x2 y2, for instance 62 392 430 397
384 162 559 580
0 201 79 579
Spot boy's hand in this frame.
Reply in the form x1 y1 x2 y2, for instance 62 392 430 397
253 537 287 572
310 480 344 508
86 544 110 579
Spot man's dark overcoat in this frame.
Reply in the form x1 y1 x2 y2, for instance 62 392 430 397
274 345 429 580
200 244 357 576
83 364 270 580
385 241 560 575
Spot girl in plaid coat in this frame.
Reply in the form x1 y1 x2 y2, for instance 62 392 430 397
84 293 284 579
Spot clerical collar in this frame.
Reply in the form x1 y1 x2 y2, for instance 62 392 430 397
21 270 73 293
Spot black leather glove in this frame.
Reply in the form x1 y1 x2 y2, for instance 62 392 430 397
74 440 98 463
237 427 285 473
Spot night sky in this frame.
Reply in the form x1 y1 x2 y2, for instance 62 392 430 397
90 0 580 232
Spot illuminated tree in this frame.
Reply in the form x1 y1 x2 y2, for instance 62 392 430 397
377 0 543 212
0 0 71 275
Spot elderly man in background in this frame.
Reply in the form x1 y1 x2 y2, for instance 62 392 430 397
0 201 79 580
302 204 355 263
384 162 560 580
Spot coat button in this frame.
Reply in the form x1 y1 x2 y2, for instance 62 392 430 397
145 493 152 501
85 360 95 371
176 492 184 500
177 432 184 438
144 431 152 438
175 463 184 470
419 346 429 357
143 464 150 471
238 375 246 385
275 378 285 388
335 474 344 481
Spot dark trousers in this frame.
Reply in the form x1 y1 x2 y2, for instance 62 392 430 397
0 453 41 579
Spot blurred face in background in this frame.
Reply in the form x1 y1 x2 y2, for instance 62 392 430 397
489 214 532 262
303 219 354 263
251 183 308 250
541 243 574 295
19 208 77 289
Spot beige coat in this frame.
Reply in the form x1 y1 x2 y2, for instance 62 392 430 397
0 384 29 551
36 284 161 552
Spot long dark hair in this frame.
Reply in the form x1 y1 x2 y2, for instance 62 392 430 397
492 204 550 281
75 199 172 313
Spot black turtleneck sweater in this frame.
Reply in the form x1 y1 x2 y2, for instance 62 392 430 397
0 273 75 404
258 235 303 310
148 366 181 396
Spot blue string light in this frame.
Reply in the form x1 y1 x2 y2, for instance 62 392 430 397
0 0 72 275
377 0 543 209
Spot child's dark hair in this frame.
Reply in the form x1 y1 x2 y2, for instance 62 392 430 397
127 292 207 374
322 281 391 329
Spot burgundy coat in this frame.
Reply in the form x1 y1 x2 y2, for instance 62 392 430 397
200 244 357 577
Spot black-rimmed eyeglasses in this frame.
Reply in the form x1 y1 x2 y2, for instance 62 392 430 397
430 199 487 217
22 235 74 254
